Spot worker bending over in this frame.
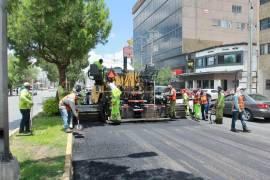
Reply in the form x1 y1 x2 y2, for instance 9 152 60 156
59 85 81 133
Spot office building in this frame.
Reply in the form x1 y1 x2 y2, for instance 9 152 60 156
133 0 258 71
259 0 270 96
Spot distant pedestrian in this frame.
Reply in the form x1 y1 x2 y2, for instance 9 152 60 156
200 91 208 121
19 82 33 134
231 87 251 133
193 89 201 121
59 85 81 133
215 86 225 124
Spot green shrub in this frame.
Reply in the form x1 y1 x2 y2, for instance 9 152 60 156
42 98 59 116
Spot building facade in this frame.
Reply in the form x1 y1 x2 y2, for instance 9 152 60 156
259 0 270 97
133 0 258 71
181 43 258 93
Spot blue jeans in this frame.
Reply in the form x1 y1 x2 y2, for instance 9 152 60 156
231 111 247 130
59 108 72 130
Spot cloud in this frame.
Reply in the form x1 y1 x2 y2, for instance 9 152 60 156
87 50 133 71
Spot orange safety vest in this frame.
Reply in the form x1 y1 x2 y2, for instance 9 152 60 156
170 88 176 101
238 95 245 110
194 94 200 104
200 95 207 105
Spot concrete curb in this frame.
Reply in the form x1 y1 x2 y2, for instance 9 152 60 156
62 133 73 180
9 128 19 137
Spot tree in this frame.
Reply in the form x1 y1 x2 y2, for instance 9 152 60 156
156 66 173 86
66 55 89 88
8 54 39 95
8 0 112 88
38 60 59 83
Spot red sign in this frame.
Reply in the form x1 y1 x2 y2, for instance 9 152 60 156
123 46 133 58
173 69 184 75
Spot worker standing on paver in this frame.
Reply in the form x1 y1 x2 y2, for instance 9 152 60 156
109 82 122 124
200 91 208 121
59 85 81 133
182 89 190 117
231 87 251 133
193 89 201 121
166 85 176 119
19 82 33 134
215 86 225 124
94 59 103 71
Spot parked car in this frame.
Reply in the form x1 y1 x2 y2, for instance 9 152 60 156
202 89 218 100
223 93 270 121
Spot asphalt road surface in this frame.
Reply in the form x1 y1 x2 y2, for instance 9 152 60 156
8 89 56 132
72 117 270 180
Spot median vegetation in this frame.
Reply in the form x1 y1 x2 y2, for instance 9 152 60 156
10 113 67 180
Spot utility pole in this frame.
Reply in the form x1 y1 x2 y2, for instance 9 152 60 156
0 0 20 179
247 0 254 94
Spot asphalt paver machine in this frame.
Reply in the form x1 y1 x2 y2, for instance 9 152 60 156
76 63 184 123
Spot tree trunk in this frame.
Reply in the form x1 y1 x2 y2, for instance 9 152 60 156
57 65 67 89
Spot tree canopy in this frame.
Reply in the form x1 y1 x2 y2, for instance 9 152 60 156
8 0 112 88
156 66 173 86
8 54 39 93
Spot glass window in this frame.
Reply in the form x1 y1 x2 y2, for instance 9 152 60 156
232 5 242 14
221 20 232 29
260 0 270 5
197 58 203 67
210 80 214 89
260 18 270 30
249 94 270 101
203 80 209 89
266 80 270 90
224 54 236 64
236 53 242 63
207 56 215 66
260 44 265 55
218 55 224 64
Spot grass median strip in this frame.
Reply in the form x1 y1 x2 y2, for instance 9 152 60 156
10 112 67 180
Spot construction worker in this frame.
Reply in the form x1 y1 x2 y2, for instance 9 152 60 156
19 82 33 134
215 86 225 124
59 85 81 133
94 59 103 70
193 89 201 121
167 85 176 119
109 83 122 124
182 89 190 116
200 91 208 121
231 87 251 133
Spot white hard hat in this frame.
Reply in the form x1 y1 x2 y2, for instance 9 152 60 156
24 82 30 87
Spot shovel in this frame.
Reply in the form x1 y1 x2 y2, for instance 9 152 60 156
75 118 83 131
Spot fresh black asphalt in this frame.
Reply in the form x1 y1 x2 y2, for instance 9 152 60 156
72 118 270 180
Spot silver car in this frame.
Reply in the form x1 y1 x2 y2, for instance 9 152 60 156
223 93 270 121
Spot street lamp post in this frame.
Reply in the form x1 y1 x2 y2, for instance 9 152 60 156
147 30 158 106
0 1 20 179
247 0 254 94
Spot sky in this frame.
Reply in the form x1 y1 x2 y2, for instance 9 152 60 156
89 0 136 67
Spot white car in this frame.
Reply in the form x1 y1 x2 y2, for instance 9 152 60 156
202 89 218 100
